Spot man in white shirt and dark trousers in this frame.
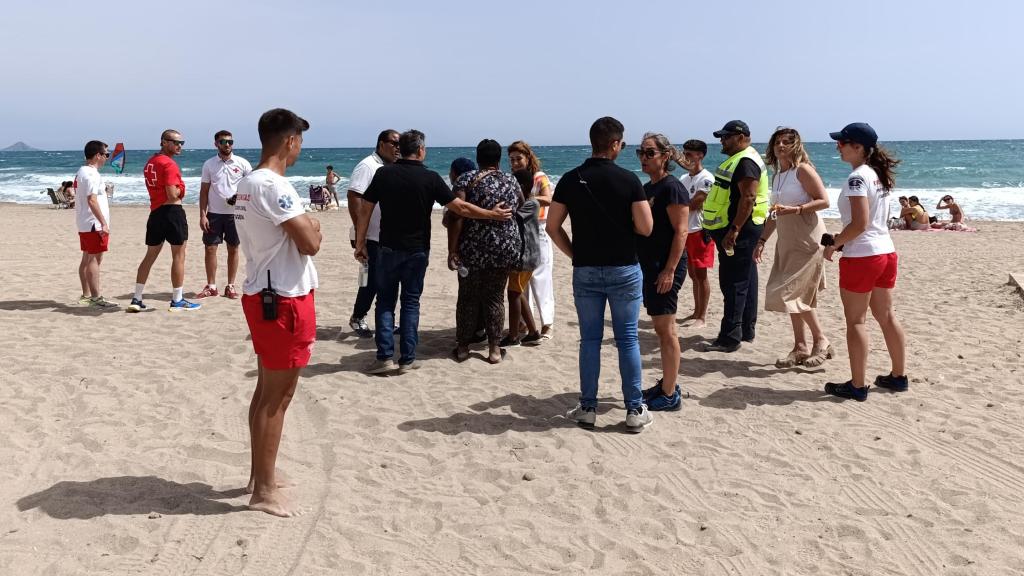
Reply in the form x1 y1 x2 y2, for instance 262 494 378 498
196 130 252 300
74 140 117 308
234 108 321 517
346 129 400 337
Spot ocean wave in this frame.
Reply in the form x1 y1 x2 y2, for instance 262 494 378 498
942 166 967 170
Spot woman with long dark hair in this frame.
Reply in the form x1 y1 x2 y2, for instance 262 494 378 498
822 123 908 401
508 141 555 339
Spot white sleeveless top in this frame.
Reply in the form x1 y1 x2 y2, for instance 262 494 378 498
770 167 812 207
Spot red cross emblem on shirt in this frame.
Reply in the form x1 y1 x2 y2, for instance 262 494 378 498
144 164 158 188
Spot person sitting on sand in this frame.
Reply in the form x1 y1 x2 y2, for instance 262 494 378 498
932 194 965 230
60 181 76 208
895 196 913 229
907 195 930 230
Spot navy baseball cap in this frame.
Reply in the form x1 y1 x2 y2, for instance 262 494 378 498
829 122 878 149
713 120 750 138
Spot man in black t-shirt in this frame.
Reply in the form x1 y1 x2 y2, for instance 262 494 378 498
354 130 512 375
547 116 655 433
705 120 765 352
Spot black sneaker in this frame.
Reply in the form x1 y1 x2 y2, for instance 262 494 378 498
703 340 740 353
520 332 543 346
874 373 909 392
824 380 869 402
499 335 521 348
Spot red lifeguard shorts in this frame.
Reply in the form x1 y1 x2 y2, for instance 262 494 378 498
79 231 110 254
241 290 316 370
839 253 898 293
686 231 715 269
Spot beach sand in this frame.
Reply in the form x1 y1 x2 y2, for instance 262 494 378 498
1 203 1023 575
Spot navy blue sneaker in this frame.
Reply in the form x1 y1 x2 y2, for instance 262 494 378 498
874 373 909 392
642 379 681 403
127 298 147 313
647 387 682 412
825 380 869 402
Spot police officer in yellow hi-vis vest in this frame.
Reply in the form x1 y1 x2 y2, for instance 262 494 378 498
702 120 770 352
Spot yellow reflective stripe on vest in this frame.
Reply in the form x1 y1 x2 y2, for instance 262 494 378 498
702 146 771 229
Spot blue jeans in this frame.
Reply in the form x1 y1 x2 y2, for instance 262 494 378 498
374 247 429 364
352 240 379 319
572 264 644 410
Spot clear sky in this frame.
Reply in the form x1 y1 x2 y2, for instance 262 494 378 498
2 0 1021 149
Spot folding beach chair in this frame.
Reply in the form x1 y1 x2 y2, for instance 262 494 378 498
46 188 70 209
308 185 330 211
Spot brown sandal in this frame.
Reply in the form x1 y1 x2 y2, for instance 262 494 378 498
802 344 834 368
775 350 809 368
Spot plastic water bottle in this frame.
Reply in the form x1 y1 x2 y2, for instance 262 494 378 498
358 262 369 287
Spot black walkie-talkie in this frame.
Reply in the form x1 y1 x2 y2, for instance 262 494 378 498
261 270 278 320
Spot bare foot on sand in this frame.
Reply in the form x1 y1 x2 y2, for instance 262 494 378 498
689 318 706 329
248 489 297 518
245 469 292 494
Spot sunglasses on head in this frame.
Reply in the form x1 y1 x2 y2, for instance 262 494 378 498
164 139 185 146
217 139 234 146
635 148 660 159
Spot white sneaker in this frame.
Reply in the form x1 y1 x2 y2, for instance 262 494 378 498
566 403 596 429
625 404 653 433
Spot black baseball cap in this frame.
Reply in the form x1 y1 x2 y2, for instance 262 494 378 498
713 120 750 138
829 122 878 149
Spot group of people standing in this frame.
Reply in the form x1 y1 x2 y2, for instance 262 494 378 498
66 110 912 515
546 117 910 432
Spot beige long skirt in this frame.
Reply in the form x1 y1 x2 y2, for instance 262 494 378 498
764 212 826 313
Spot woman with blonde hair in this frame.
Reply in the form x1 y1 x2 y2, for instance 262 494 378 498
754 127 832 367
508 141 555 339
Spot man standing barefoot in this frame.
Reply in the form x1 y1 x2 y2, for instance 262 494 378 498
235 108 321 517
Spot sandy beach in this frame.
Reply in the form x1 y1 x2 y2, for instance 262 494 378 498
1 202 1023 575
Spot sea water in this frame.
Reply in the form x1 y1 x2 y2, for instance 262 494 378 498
3 140 1023 220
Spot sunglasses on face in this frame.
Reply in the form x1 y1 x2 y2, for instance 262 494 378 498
217 139 234 146
100 152 111 158
837 139 853 147
635 148 660 159
164 139 185 146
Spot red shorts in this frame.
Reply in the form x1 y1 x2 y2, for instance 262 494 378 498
839 253 898 293
241 290 316 370
79 231 110 254
686 231 715 269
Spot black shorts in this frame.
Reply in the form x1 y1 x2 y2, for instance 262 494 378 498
641 258 687 316
145 204 188 246
202 212 239 246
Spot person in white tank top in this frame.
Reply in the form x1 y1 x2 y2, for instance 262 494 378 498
754 128 832 368
821 123 908 402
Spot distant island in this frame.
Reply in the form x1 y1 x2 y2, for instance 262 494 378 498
1 141 41 152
